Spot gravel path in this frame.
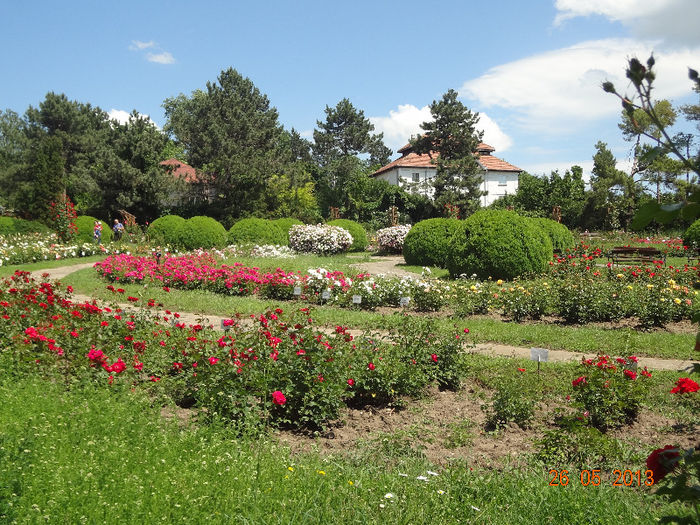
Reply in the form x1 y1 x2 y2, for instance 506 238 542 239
27 262 699 372
351 255 415 278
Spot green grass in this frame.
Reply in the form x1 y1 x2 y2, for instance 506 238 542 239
63 268 696 360
0 377 691 524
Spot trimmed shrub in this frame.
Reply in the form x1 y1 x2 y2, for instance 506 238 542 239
271 218 304 243
175 216 228 250
683 219 700 250
446 210 552 280
530 218 575 253
327 219 368 252
228 218 286 246
289 224 352 255
376 225 412 253
74 215 113 244
148 215 186 245
0 217 50 235
403 218 460 267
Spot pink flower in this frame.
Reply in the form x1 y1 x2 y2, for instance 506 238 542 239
271 390 286 406
208 356 219 365
367 362 375 371
347 378 355 387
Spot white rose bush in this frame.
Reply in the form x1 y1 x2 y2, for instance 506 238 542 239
288 224 353 255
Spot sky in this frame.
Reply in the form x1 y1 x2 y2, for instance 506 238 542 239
1 0 699 180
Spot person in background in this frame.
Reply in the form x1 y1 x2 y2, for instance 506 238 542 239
93 220 102 244
113 219 124 241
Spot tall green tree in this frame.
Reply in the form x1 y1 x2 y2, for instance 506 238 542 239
312 98 391 216
163 68 286 222
410 89 484 216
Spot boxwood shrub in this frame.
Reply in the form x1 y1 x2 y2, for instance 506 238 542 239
403 218 460 267
74 215 113 244
228 218 286 246
446 210 552 280
327 219 368 252
175 216 228 250
147 215 186 245
530 218 575 253
683 219 700 251
271 218 304 243
0 217 51 235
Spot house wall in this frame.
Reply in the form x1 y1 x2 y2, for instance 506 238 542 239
481 170 519 207
375 167 519 206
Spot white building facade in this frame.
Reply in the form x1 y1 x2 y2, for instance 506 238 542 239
372 143 521 207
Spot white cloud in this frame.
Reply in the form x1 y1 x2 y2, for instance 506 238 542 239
459 38 699 134
129 40 155 51
146 51 175 65
107 109 132 125
554 0 700 46
370 104 513 154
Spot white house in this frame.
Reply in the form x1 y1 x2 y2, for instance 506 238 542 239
371 142 522 207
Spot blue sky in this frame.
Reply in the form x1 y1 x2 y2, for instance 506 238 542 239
1 0 699 179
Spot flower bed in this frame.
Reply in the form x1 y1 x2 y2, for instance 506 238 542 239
1 271 466 430
0 232 115 266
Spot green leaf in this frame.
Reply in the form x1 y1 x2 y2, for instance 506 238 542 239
639 146 666 166
630 202 661 230
681 202 700 220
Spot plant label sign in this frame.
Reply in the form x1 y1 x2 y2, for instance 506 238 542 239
399 297 410 307
293 286 302 296
352 295 362 304
624 361 638 372
530 348 549 362
321 290 331 300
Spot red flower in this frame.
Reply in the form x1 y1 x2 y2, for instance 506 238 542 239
646 445 680 481
127 296 139 302
347 378 355 387
208 356 219 365
572 376 587 387
641 368 652 378
271 390 286 406
517 368 526 372
623 369 637 380
367 362 375 371
431 353 438 363
670 377 699 394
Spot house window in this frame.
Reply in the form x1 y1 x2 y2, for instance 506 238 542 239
412 172 420 182
498 174 507 186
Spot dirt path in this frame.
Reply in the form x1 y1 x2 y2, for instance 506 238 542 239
351 255 416 278
28 262 699 372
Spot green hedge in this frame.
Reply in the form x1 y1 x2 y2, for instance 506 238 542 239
228 218 286 246
446 210 552 280
530 218 575 253
175 216 228 250
0 217 50 235
74 216 112 244
147 215 186 246
403 218 461 268
327 219 368 252
271 218 304 243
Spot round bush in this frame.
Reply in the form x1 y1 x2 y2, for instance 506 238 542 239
446 210 552 280
74 215 113 244
327 219 368 252
271 218 303 243
683 219 700 250
376 225 412 253
530 218 575 253
228 218 286 246
175 216 228 250
0 217 50 235
403 218 461 267
148 215 186 245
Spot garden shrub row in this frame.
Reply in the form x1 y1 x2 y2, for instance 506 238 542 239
0 217 51 235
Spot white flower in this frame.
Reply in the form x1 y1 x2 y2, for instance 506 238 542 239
384 493 394 499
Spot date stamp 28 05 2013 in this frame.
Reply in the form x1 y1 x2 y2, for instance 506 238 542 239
549 469 655 487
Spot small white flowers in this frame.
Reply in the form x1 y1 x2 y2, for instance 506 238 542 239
289 224 353 255
384 493 394 499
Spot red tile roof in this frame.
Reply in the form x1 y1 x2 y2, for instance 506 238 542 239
160 158 200 183
372 143 521 177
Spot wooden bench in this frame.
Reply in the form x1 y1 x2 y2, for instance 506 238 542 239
607 246 666 266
